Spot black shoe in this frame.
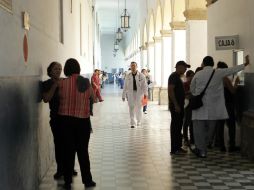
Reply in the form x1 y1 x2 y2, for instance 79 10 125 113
178 148 187 153
197 152 207 158
131 126 135 128
207 144 213 149
228 146 241 152
53 172 63 180
73 170 78 176
190 148 206 158
63 183 71 190
170 148 187 155
85 181 96 188
220 146 226 152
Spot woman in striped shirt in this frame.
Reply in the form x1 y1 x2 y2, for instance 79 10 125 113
58 58 96 189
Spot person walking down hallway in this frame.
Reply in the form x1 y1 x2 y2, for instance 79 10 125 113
122 62 148 128
91 69 103 102
141 69 149 114
168 61 190 155
190 55 250 158
58 58 96 189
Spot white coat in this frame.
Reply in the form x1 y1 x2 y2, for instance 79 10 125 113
190 64 245 120
122 71 148 106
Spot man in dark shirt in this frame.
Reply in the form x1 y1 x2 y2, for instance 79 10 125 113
42 62 78 180
168 61 190 155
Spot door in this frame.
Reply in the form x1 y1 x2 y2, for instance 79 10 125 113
233 49 244 85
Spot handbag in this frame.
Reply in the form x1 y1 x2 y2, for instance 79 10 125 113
141 96 148 106
189 69 215 110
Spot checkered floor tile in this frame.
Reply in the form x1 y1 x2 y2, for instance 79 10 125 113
39 84 254 190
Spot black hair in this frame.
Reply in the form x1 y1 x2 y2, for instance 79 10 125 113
202 56 214 67
186 70 194 77
217 61 228 69
47 62 59 77
195 67 203 73
64 58 81 77
141 69 146 73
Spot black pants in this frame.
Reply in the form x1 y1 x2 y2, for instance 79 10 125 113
50 116 64 174
183 105 194 144
60 116 93 185
215 103 236 148
169 107 184 153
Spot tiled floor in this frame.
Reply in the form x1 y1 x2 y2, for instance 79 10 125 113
39 84 254 190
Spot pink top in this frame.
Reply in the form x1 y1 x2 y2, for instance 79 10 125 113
58 74 91 118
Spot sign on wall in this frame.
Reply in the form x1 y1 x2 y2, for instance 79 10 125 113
215 35 239 50
0 0 12 12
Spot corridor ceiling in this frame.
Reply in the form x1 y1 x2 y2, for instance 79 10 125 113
95 0 139 34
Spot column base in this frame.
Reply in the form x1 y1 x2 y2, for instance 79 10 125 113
152 87 160 101
241 111 254 160
159 87 168 105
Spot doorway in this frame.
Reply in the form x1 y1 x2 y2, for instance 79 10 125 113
233 49 244 85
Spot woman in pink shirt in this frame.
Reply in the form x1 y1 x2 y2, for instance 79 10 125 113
91 69 103 102
58 58 96 189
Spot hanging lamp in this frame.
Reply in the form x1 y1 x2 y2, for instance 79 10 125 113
121 0 130 32
116 0 123 42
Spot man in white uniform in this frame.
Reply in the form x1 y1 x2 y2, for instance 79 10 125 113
122 62 148 128
190 55 250 158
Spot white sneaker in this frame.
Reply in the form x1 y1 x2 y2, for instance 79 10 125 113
144 111 147 114
137 122 141 126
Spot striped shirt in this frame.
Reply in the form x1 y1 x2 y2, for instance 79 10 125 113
58 74 91 118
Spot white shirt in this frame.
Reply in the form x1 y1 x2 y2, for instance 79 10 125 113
190 64 245 120
122 71 148 99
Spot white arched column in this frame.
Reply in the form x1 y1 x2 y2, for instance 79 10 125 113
136 51 141 69
184 8 207 70
146 41 155 80
140 46 148 69
153 37 162 86
171 22 187 68
159 30 172 105
146 41 155 101
152 36 162 101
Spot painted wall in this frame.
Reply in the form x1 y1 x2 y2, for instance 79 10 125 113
0 0 94 189
100 34 127 73
207 0 254 112
207 0 254 71
186 20 207 70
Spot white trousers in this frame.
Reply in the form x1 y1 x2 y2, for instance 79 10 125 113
128 91 143 126
193 120 216 153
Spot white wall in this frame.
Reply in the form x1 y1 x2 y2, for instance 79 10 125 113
207 0 254 72
0 0 95 188
101 34 127 73
0 0 94 77
94 13 102 70
186 20 207 70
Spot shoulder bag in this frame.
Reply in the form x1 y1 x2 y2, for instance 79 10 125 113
189 69 215 110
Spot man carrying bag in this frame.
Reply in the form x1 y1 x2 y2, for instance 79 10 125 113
190 55 250 158
189 69 215 110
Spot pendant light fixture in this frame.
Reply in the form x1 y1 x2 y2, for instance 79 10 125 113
121 0 130 32
114 41 119 51
116 0 123 42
